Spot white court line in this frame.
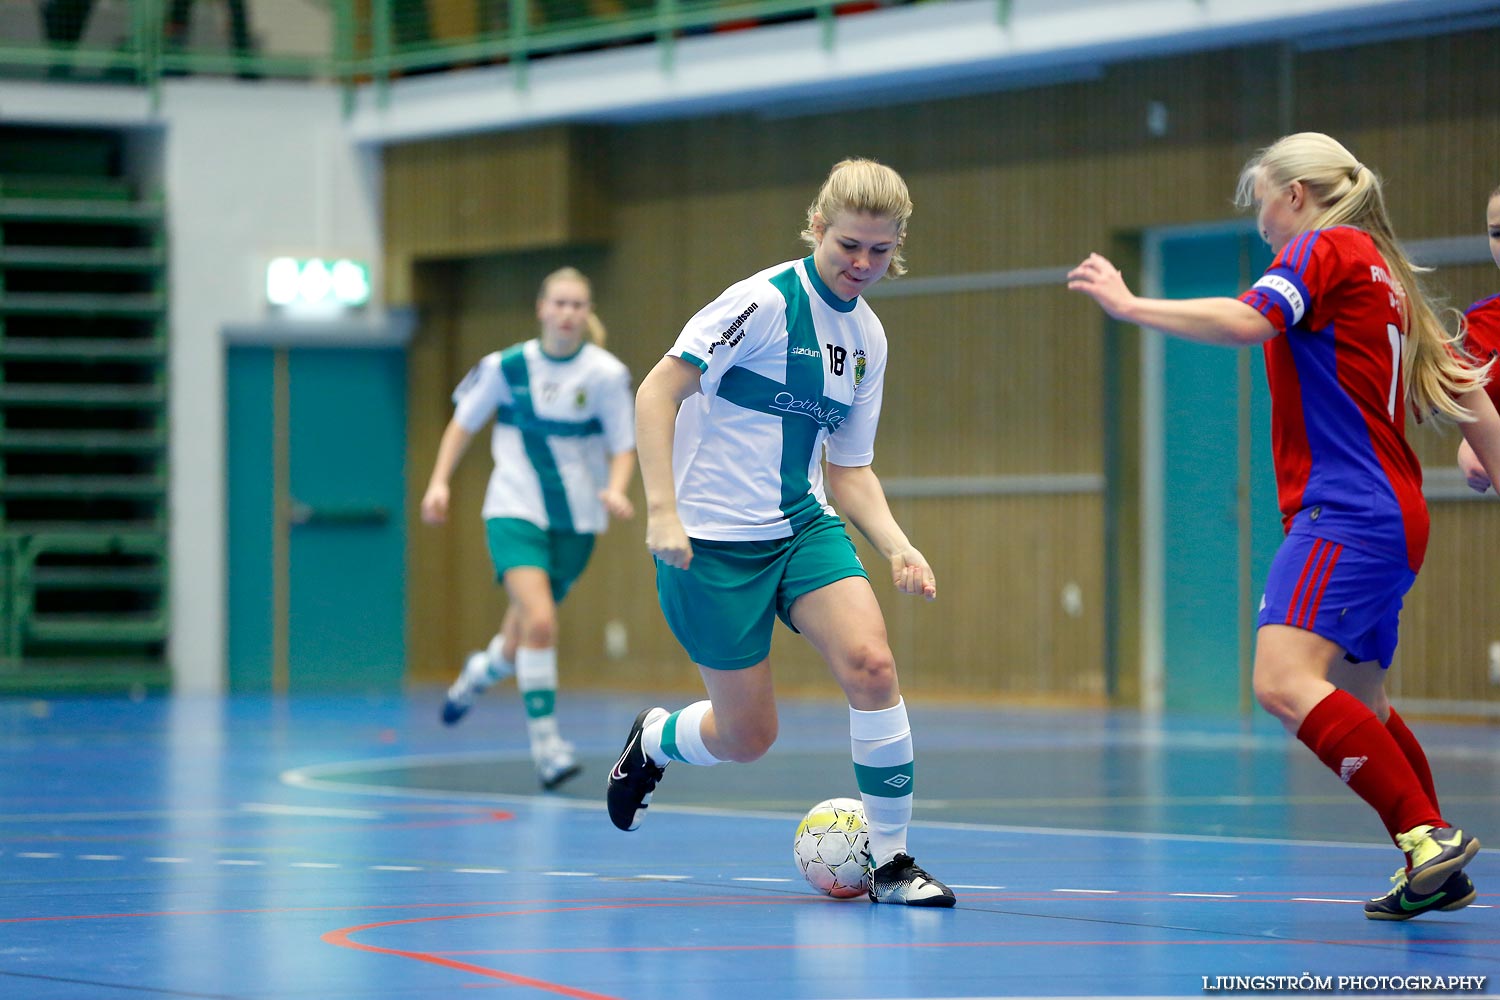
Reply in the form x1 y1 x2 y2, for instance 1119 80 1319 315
25 847 1436 910
240 802 383 819
279 752 1432 854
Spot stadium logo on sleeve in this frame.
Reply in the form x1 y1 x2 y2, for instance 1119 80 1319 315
707 302 759 355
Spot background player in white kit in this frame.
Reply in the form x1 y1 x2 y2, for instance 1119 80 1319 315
422 267 636 790
609 159 956 906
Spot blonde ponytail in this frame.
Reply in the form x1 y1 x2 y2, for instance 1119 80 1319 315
585 312 607 348
1237 133 1491 423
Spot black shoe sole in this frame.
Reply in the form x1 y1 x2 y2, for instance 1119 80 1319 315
1409 835 1480 896
1365 872 1477 921
880 894 956 908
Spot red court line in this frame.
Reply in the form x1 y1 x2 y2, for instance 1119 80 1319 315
437 936 1500 956
328 897 1500 998
324 925 620 1000
321 897 823 998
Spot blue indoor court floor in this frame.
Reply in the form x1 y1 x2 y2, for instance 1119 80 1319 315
2 690 1498 999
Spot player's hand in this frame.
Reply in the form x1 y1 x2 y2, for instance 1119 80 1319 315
646 515 693 571
1458 439 1492 493
890 548 936 601
599 488 636 519
1066 252 1137 320
420 483 450 524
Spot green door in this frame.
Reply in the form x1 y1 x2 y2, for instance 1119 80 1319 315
226 345 406 693
1152 227 1278 715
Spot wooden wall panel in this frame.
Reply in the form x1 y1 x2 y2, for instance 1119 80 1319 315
405 263 465 684
384 126 610 303
863 289 1104 478
1390 256 1500 710
395 28 1500 707
1396 503 1500 706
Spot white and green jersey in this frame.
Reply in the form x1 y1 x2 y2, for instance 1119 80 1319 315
667 256 888 541
452 339 634 535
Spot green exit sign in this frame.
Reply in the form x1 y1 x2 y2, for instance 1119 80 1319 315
266 257 371 309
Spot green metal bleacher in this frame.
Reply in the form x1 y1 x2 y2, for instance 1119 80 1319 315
0 135 170 692
0 0 888 95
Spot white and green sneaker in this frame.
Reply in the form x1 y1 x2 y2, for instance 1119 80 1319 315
536 738 582 791
441 650 514 726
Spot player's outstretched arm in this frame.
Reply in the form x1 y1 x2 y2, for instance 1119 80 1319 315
826 462 936 601
1067 252 1277 347
421 417 476 524
635 356 701 569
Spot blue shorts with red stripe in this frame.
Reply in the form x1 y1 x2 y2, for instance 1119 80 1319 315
1256 527 1416 669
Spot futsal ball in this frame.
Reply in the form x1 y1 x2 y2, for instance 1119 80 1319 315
793 797 871 899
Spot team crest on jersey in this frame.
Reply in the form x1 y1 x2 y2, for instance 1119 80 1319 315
853 349 867 387
575 389 588 408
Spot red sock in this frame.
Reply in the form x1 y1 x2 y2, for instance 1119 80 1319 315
1296 690 1443 839
1385 708 1439 816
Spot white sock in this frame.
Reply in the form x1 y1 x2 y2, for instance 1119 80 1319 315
486 633 515 680
515 647 560 753
643 701 722 767
850 699 914 869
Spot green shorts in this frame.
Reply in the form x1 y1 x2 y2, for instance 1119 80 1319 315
485 517 596 603
655 514 867 671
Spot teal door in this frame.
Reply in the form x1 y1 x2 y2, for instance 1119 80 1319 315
226 345 407 693
1153 228 1279 715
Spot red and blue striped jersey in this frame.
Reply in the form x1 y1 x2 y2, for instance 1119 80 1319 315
1238 226 1427 571
1463 292 1500 412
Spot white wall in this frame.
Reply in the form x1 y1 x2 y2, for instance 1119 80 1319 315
0 77 383 694
161 80 382 693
